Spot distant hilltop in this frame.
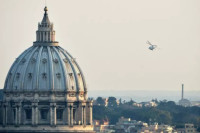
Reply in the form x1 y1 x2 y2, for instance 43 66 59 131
89 90 200 102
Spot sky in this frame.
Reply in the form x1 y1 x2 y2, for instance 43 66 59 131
0 0 200 93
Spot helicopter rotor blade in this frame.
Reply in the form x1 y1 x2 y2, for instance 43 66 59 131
147 41 152 45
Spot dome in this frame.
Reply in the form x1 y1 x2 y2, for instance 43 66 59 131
3 6 87 93
0 6 94 133
4 46 86 92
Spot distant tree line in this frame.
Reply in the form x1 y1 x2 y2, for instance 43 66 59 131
93 97 200 131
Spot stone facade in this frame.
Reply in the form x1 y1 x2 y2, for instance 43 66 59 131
0 7 95 133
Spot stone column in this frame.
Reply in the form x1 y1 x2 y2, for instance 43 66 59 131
52 32 55 41
14 107 17 126
67 105 70 125
50 106 52 125
16 106 19 126
43 32 46 42
14 105 20 126
42 32 45 42
40 32 42 41
66 103 74 126
81 103 86 125
83 106 86 125
53 105 57 126
35 105 38 125
16 103 21 126
81 106 83 125
50 103 56 126
3 102 8 126
70 106 73 126
36 31 38 41
89 101 93 125
50 32 52 42
89 106 92 125
32 106 35 125
32 101 38 126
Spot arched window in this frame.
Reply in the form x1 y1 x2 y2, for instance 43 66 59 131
48 32 50 42
41 32 43 42
25 109 32 120
40 109 48 120
56 109 63 120
73 108 76 121
45 32 46 41
13 109 16 121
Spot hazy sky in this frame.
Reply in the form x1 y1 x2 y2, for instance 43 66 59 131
0 0 200 92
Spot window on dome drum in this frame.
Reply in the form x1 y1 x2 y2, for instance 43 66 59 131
48 32 50 41
73 108 76 121
25 109 32 120
13 109 16 121
40 109 48 120
41 32 43 41
56 109 63 120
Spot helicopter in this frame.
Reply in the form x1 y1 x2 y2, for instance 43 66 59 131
147 41 157 51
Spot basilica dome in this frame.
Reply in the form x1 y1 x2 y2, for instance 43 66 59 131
1 6 94 133
4 7 86 93
4 46 86 92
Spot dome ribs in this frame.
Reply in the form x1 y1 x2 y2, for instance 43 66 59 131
58 48 80 92
4 47 33 90
34 46 43 90
53 47 68 91
26 50 39 90
5 46 87 93
47 46 54 90
10 47 34 90
59 46 87 94
51 47 63 90
38 47 50 90
20 47 38 90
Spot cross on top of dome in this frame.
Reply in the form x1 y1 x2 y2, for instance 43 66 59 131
42 6 50 24
44 6 48 12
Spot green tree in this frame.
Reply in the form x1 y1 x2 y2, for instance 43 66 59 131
127 98 135 106
108 97 117 107
93 97 200 126
96 97 105 106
